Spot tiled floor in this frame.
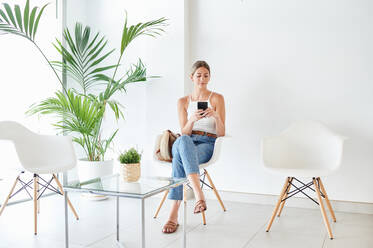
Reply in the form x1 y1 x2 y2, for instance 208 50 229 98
0 193 372 248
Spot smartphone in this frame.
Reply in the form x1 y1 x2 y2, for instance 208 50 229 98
197 101 208 111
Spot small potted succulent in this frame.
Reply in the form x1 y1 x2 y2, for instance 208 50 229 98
118 148 142 182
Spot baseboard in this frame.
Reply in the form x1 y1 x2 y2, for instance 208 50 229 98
203 190 373 215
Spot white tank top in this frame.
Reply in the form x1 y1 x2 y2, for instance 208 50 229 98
187 92 217 134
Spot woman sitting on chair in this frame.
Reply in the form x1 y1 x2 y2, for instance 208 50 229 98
162 60 226 233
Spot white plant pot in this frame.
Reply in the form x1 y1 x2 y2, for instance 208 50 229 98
77 159 114 201
77 159 114 182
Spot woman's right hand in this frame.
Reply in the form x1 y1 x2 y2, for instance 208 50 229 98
190 109 204 123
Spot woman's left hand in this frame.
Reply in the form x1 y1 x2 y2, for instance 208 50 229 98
202 107 220 119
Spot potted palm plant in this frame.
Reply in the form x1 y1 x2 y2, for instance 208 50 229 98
0 1 167 181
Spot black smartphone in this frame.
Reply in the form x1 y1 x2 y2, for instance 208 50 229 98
197 102 208 111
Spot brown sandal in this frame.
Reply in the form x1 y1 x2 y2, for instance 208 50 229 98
194 200 207 214
162 220 179 234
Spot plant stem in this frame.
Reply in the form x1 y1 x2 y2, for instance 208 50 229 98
31 39 67 94
91 52 123 161
111 54 122 83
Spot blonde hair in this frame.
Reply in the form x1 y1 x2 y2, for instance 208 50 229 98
191 60 210 75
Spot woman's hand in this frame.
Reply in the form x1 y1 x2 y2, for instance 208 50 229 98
190 109 205 122
202 107 220 119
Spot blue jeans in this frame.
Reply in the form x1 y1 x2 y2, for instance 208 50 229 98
168 134 216 200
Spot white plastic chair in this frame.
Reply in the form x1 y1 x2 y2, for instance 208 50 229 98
0 121 79 235
153 134 228 225
261 121 346 239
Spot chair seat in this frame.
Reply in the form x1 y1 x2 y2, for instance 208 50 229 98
264 166 335 177
157 160 211 170
199 162 211 169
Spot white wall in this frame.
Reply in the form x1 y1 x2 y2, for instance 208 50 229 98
64 0 373 203
189 0 373 203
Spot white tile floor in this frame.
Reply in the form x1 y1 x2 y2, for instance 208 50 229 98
0 193 372 248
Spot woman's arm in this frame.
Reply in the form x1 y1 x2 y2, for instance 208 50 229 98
203 94 226 137
178 97 203 135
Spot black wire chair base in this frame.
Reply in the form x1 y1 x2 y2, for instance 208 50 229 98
8 172 62 201
282 177 325 206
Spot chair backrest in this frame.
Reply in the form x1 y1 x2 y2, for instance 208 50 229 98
0 121 76 172
262 121 346 171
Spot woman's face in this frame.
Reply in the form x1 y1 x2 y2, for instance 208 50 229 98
191 67 210 89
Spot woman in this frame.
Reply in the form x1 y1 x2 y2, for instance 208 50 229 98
162 60 226 233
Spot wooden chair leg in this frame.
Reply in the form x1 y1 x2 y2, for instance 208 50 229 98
53 174 79 220
154 190 169 218
201 209 206 225
34 174 38 235
183 184 206 225
318 178 336 222
277 177 293 217
313 178 333 239
183 185 187 226
37 179 40 214
266 177 291 232
0 176 19 216
183 186 186 203
204 169 226 211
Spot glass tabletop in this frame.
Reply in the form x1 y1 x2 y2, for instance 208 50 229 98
63 174 187 199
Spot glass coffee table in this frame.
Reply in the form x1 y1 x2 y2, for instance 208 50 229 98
63 174 188 248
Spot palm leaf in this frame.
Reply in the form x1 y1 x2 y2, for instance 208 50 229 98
23 0 29 35
51 61 84 83
0 8 10 24
107 100 125 120
121 59 147 85
32 3 48 40
14 5 23 32
28 7 37 36
28 90 101 133
0 1 49 41
120 14 167 55
27 89 107 160
99 129 119 160
3 3 17 27
53 23 116 93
